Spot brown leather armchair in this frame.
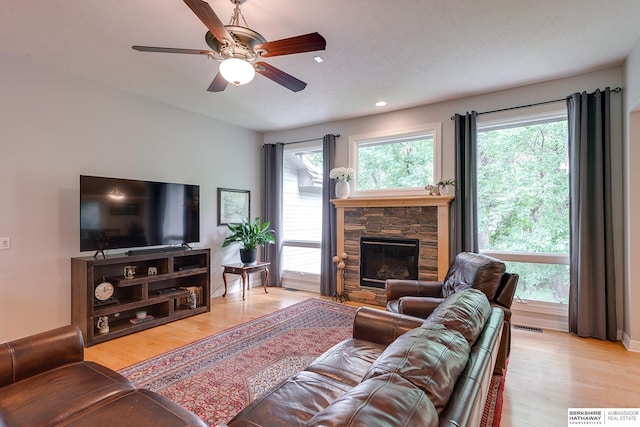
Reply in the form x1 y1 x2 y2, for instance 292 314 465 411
385 252 519 372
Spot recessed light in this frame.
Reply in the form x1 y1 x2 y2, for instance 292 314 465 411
313 56 324 63
375 101 387 107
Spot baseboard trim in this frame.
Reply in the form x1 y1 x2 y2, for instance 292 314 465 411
622 331 640 352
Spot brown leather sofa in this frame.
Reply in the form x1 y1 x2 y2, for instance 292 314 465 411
386 251 518 372
228 289 504 427
0 326 207 427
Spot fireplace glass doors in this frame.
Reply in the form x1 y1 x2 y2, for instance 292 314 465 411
359 237 419 289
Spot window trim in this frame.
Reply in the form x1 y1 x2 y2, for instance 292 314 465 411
479 250 569 265
477 101 567 131
348 123 442 197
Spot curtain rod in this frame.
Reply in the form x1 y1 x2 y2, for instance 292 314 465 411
265 134 341 146
449 86 622 120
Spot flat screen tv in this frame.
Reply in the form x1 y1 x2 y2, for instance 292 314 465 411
80 175 200 253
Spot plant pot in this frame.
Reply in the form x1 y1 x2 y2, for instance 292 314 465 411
440 185 455 196
240 248 257 265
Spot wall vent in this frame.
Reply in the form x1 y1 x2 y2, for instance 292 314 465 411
513 324 543 333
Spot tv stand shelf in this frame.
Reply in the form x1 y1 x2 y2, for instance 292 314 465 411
110 267 209 287
71 248 210 347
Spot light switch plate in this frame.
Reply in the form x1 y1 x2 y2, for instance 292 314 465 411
0 237 10 250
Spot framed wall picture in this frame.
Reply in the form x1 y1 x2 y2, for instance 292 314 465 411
218 188 250 225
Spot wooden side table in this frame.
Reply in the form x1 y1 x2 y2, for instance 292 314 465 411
222 262 270 300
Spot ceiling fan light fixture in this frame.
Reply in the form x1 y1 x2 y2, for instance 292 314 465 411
219 57 255 86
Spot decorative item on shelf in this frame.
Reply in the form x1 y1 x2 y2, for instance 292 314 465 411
424 184 439 196
332 252 349 302
147 266 157 276
130 314 154 325
123 265 136 279
94 279 118 306
222 217 275 265
179 286 203 307
96 316 109 334
436 179 456 196
187 291 197 309
135 310 147 320
330 167 355 199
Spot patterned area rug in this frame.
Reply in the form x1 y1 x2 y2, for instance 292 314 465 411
119 298 505 426
119 299 357 426
482 369 507 427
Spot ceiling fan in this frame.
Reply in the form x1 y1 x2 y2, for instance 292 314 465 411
132 0 326 92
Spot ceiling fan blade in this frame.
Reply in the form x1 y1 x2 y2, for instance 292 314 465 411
255 32 326 57
132 46 215 56
183 0 233 45
207 72 228 92
255 62 307 92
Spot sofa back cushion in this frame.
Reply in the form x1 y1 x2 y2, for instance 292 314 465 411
306 373 438 427
423 289 491 347
362 326 470 414
442 252 505 299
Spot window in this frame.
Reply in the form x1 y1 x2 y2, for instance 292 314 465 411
477 105 569 306
281 143 323 290
349 124 441 196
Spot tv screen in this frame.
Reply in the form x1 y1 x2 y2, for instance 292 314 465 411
80 175 200 252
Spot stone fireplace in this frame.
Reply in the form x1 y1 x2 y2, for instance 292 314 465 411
332 195 453 306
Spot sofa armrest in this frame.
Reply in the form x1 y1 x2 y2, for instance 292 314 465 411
0 325 84 388
493 273 519 309
398 296 443 318
352 307 423 346
385 280 443 302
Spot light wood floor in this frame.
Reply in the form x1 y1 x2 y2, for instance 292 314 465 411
85 287 640 427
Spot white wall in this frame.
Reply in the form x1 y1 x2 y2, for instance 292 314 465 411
0 53 262 342
623 36 640 349
264 66 627 334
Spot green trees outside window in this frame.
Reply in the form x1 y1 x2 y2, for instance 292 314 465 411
356 136 434 190
477 118 570 304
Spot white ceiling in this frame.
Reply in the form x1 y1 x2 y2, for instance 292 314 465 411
2 1 640 132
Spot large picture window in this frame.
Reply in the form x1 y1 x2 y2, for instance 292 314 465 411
477 105 569 306
349 124 441 196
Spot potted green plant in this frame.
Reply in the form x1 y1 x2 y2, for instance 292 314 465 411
222 217 275 264
436 179 456 196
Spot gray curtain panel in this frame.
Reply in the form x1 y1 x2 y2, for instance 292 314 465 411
320 134 337 296
453 111 479 257
567 88 617 340
262 143 284 286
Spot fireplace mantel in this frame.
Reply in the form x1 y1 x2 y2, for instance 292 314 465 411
331 195 453 208
331 195 453 304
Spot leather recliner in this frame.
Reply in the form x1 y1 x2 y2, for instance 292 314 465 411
385 251 519 372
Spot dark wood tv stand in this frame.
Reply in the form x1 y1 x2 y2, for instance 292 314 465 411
71 248 210 347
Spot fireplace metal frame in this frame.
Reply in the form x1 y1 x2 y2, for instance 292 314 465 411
359 237 419 289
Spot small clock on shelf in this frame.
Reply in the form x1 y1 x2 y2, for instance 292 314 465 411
94 281 118 306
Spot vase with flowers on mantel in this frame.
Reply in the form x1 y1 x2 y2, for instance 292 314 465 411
330 167 355 199
335 179 350 199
